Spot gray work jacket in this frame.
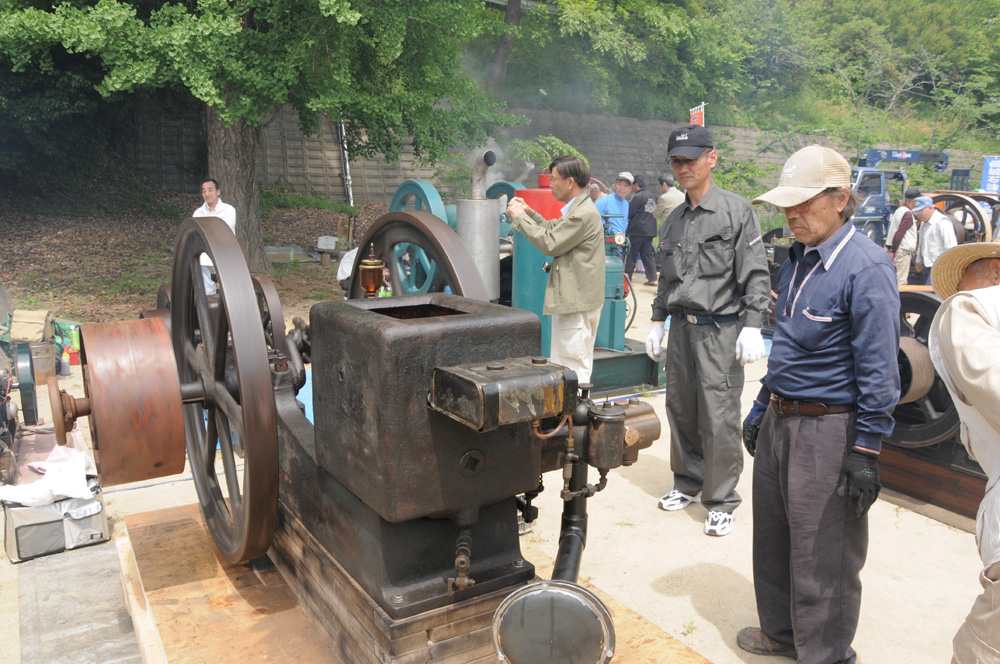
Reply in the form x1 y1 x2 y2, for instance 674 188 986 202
512 192 606 316
652 183 771 327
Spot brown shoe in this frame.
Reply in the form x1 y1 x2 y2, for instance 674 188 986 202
737 627 796 658
644 280 658 286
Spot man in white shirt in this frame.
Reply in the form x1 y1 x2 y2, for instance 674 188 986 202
192 178 237 295
929 241 1000 663
913 196 957 286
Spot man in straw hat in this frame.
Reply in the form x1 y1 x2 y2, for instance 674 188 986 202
929 241 1000 663
738 145 900 662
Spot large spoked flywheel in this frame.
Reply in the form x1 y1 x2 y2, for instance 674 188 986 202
933 193 993 242
885 289 960 448
171 218 278 565
349 211 488 301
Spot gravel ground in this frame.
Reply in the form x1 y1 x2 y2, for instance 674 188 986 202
1 187 387 325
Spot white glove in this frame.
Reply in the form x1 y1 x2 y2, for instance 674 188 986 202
646 321 666 361
735 327 765 365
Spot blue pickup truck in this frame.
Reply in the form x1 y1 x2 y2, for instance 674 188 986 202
850 149 949 244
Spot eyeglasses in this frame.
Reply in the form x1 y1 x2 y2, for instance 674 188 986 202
668 149 712 167
775 190 833 214
549 173 564 183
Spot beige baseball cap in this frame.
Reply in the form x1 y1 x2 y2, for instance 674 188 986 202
752 145 852 208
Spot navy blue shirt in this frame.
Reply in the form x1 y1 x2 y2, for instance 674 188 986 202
765 221 900 453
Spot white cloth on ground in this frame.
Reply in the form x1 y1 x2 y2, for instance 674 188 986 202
0 445 92 506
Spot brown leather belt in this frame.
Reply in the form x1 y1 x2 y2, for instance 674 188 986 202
769 395 855 417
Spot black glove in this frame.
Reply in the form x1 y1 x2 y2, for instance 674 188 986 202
836 449 881 518
742 400 768 457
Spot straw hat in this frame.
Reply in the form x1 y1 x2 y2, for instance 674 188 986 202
931 241 1000 299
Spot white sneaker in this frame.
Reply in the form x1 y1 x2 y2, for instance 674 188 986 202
705 511 734 536
658 490 701 511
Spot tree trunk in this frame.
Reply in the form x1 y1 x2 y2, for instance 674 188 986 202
206 105 270 274
488 0 523 93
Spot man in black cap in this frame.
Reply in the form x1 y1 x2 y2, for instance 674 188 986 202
645 124 771 537
885 187 921 286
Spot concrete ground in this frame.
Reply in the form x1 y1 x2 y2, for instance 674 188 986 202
0 280 984 663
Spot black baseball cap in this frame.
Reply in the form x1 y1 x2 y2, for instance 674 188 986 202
667 125 715 160
904 187 921 200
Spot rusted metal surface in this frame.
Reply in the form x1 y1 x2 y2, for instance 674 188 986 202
171 217 278 565
137 308 171 335
618 399 660 465
79 317 186 486
538 398 660 472
312 293 541 528
348 211 489 301
429 357 577 432
586 401 626 471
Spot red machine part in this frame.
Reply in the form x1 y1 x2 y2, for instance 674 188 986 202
515 174 565 221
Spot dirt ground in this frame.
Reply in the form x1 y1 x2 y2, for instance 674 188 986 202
1 191 387 325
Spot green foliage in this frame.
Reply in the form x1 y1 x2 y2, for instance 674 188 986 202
431 135 587 202
0 0 524 180
82 257 168 298
710 130 788 202
475 0 1000 157
506 135 588 170
259 188 358 219
495 0 732 120
272 260 300 278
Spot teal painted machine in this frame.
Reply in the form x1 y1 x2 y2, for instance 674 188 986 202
387 176 663 394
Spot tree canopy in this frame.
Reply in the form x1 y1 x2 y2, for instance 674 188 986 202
0 0 521 172
480 0 1000 155
0 0 524 269
3 0 1000 186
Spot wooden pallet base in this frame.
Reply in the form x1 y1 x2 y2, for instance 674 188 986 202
124 503 711 663
124 504 338 663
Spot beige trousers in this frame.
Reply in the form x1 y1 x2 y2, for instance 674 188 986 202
549 307 603 385
953 561 1000 663
892 249 914 286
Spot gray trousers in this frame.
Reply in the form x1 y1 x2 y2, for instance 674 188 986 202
665 317 744 513
753 408 867 664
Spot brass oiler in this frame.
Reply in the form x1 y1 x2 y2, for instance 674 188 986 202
358 244 384 298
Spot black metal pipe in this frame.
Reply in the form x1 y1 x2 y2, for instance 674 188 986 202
552 459 588 582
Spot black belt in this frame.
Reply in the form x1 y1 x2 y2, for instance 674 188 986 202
770 395 855 417
669 310 741 326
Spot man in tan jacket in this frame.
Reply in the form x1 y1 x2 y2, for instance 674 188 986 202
929 241 1000 663
506 156 605 384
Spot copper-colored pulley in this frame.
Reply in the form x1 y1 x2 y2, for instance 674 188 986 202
48 317 186 486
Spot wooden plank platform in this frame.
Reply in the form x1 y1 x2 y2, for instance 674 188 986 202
124 504 337 663
124 503 711 663
880 445 985 520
